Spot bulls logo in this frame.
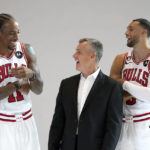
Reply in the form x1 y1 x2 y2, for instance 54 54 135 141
15 51 23 59
143 60 149 67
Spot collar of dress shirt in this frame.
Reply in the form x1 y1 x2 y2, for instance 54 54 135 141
81 67 100 80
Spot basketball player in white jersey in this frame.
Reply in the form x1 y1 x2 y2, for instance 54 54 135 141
110 18 150 150
0 13 43 150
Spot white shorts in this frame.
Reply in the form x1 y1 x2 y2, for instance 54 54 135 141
0 109 40 150
116 114 150 150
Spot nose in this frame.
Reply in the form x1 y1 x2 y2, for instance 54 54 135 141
13 32 19 41
125 30 129 37
73 52 77 59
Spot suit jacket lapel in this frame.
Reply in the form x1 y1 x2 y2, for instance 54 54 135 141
72 74 80 119
80 71 105 116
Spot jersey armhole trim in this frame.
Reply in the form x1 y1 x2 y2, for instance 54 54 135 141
20 42 28 65
0 49 16 60
122 52 128 69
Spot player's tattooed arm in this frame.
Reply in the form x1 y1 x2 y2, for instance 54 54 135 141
10 44 43 94
24 44 43 95
110 53 133 100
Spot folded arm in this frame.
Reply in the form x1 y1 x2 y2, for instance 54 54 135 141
10 44 43 95
123 81 150 101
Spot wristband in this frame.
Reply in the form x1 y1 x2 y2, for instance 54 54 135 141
29 72 36 81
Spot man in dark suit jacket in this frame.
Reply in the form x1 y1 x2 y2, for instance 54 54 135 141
48 38 123 150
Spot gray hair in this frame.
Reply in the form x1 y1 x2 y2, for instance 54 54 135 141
79 38 103 63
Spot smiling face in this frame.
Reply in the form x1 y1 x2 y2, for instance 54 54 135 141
73 41 96 77
0 19 20 51
125 21 144 47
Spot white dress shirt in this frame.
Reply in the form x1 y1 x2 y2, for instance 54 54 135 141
77 68 100 119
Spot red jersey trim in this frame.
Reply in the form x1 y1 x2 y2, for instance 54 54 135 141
133 112 150 118
0 48 16 60
0 118 16 122
122 52 128 69
134 117 150 123
0 113 15 117
123 117 150 123
0 109 32 122
20 43 28 65
23 114 32 120
22 108 31 116
123 112 150 123
131 51 150 65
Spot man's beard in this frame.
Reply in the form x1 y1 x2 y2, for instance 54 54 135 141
8 43 17 50
127 37 138 47
8 46 14 51
127 41 135 47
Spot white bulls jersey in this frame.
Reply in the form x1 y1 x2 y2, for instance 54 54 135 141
0 42 31 114
122 51 150 116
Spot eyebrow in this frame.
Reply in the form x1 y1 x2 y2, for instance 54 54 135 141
127 25 134 29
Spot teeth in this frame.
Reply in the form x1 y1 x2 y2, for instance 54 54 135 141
75 60 79 63
10 42 16 45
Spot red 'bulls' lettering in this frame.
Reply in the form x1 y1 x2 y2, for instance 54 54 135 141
123 68 148 87
0 63 26 83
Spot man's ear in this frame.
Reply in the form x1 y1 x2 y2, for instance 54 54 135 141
142 29 147 37
91 52 96 59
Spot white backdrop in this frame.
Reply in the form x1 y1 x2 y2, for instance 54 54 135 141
0 0 150 149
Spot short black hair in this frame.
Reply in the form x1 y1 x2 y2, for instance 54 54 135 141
0 13 14 29
133 18 150 37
